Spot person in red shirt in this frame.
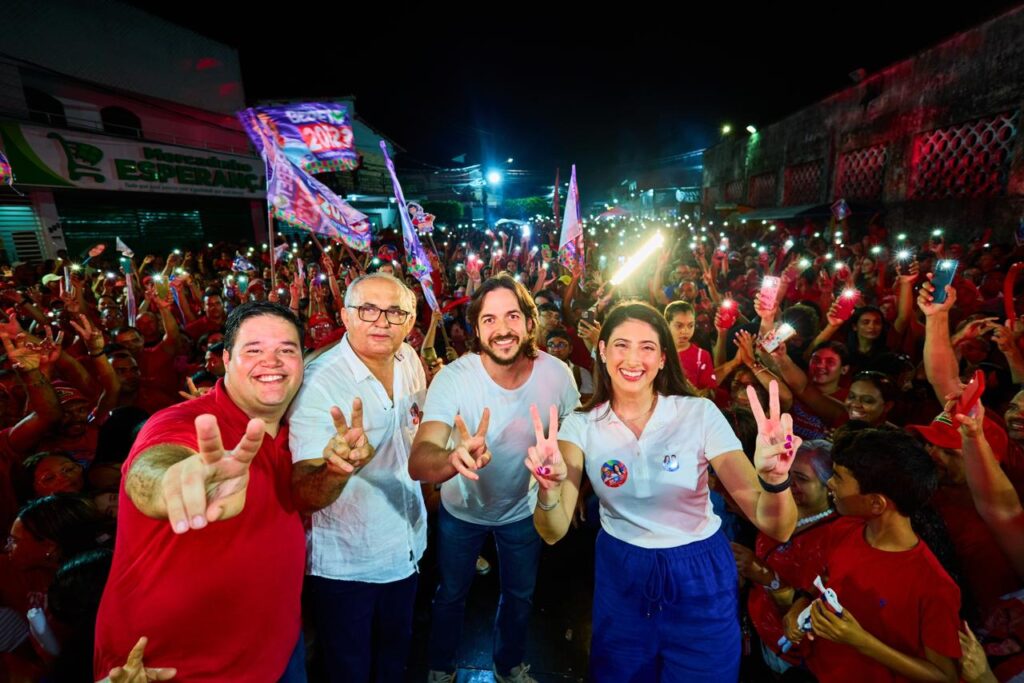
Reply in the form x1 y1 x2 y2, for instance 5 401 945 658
769 341 851 441
784 429 962 683
93 302 314 682
665 301 716 393
733 440 839 673
183 291 228 340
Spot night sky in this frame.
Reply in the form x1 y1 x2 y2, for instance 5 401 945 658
132 3 1020 193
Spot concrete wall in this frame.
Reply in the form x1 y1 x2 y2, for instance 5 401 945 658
702 6 1024 237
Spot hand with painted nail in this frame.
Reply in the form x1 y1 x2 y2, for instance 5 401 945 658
448 409 492 480
158 414 265 534
524 404 565 489
748 380 802 480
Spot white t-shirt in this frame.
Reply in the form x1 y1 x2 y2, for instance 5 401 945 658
559 394 742 549
288 335 428 583
422 351 580 526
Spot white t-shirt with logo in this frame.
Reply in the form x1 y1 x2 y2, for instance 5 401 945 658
559 394 742 549
422 351 580 526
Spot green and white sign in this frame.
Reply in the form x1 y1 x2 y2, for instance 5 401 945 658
0 122 265 199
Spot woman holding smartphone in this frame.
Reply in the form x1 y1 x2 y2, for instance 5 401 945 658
526 301 800 682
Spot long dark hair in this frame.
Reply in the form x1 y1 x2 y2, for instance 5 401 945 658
582 300 696 415
846 305 889 360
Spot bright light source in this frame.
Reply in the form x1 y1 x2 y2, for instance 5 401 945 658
721 124 732 135
506 157 514 164
611 232 665 285
746 125 757 134
486 170 503 185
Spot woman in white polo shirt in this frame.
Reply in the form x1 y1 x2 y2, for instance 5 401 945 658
527 300 800 682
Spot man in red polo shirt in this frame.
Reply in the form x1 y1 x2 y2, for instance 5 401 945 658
94 302 310 682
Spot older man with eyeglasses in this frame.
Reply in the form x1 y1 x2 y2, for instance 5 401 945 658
288 272 428 683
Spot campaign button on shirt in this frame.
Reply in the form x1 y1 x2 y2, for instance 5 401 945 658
601 460 629 488
662 454 679 472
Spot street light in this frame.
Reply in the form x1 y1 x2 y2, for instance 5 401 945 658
721 124 732 135
487 170 503 186
746 125 757 134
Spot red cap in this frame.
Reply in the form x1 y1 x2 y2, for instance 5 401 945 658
906 412 1009 461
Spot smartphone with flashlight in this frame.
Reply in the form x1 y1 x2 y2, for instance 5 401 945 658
835 288 861 320
717 298 738 329
930 260 959 304
759 276 782 312
760 323 797 353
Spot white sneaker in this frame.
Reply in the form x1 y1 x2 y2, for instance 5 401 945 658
493 663 537 683
427 670 456 683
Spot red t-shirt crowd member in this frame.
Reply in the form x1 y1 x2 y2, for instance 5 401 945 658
677 345 716 391
748 512 839 666
94 381 305 682
804 517 961 683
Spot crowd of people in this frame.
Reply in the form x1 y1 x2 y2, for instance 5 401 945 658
1 213 1024 682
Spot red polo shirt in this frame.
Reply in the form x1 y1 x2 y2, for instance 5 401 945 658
94 380 305 682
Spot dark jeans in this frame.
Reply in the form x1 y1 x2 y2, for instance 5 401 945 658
427 505 543 675
307 573 418 683
277 630 307 683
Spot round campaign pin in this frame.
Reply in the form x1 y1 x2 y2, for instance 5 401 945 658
600 460 628 488
662 454 679 472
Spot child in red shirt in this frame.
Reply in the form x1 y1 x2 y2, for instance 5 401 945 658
783 428 962 683
665 301 716 392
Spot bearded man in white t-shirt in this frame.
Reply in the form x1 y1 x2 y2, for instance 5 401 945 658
410 274 579 683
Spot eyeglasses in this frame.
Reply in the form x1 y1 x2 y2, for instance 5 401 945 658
36 462 81 486
348 304 411 326
547 341 570 350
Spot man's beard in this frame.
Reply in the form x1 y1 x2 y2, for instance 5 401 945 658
481 333 527 366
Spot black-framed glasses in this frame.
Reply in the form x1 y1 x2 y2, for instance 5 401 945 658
348 304 410 325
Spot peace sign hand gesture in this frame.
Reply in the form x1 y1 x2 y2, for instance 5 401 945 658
448 408 492 480
747 380 801 481
323 399 374 475
525 404 564 489
160 415 266 533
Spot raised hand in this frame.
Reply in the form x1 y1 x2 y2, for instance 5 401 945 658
323 399 373 475
177 377 212 401
448 409 491 480
1 332 43 372
747 380 801 479
525 404 564 489
917 272 957 316
733 329 757 367
161 415 266 533
105 636 176 682
69 313 104 355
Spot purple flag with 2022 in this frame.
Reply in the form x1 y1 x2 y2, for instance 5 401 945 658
238 103 359 174
238 107 372 252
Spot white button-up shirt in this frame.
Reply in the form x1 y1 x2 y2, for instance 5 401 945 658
288 335 428 583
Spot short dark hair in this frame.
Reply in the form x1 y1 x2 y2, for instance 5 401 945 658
466 275 538 358
664 301 695 321
851 370 899 403
223 301 304 355
832 428 937 516
537 302 561 315
810 340 850 366
546 327 572 344
18 494 109 560
48 548 113 626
